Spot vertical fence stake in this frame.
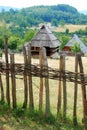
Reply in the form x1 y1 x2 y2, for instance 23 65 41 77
39 48 44 111
43 47 50 117
0 73 4 102
57 55 63 116
78 55 87 125
4 36 10 106
28 44 34 110
63 56 67 120
23 47 28 108
10 54 16 108
73 54 78 125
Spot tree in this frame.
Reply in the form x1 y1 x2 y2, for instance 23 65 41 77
51 19 58 26
59 35 70 50
65 28 69 34
0 36 4 49
8 36 18 50
24 29 36 42
71 41 81 53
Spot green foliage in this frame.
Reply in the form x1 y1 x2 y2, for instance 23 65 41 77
51 19 58 26
12 107 25 118
65 28 69 34
0 103 84 130
0 36 4 49
8 36 18 50
24 29 37 42
0 4 87 36
71 41 81 52
59 35 70 50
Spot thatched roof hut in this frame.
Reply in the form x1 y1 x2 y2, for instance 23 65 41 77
25 25 61 57
63 34 87 53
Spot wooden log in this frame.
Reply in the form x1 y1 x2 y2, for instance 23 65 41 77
73 54 78 125
23 47 28 108
27 44 34 110
62 56 67 120
43 47 50 117
10 54 16 108
39 48 44 111
0 73 4 102
4 36 10 106
57 55 63 115
77 55 87 120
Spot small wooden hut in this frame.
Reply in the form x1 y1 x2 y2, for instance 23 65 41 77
24 25 61 57
63 34 87 54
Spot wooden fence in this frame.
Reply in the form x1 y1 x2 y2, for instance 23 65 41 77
0 37 87 126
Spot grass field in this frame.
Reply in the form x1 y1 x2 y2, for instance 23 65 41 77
0 54 87 129
54 24 87 32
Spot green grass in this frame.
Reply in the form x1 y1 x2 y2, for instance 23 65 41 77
0 102 85 130
0 55 87 129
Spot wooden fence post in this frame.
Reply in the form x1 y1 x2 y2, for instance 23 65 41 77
10 54 16 108
62 56 67 120
78 55 87 121
0 73 4 102
43 47 50 117
73 54 78 125
4 36 10 106
23 47 28 108
39 48 44 111
57 55 63 115
27 44 34 110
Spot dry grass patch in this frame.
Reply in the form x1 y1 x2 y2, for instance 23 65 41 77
1 54 87 122
54 24 87 32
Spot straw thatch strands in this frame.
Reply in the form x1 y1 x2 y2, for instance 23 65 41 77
24 25 61 57
63 34 87 54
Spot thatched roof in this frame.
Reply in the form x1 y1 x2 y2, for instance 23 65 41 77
65 34 87 53
30 25 61 48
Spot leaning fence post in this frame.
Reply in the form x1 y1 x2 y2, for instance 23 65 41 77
10 53 16 108
78 54 87 122
43 47 50 117
39 48 44 111
23 47 28 108
27 43 34 110
4 36 10 106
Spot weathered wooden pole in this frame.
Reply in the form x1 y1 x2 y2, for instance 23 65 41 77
10 53 16 108
0 73 4 102
57 55 63 115
78 55 87 122
62 56 67 120
23 47 28 108
43 47 50 117
39 48 44 111
27 44 34 110
4 36 10 106
73 54 78 125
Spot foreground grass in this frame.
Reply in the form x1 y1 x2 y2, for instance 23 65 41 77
0 102 85 130
1 55 87 129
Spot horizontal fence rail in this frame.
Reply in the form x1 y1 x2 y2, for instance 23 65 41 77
0 37 87 129
0 62 87 85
